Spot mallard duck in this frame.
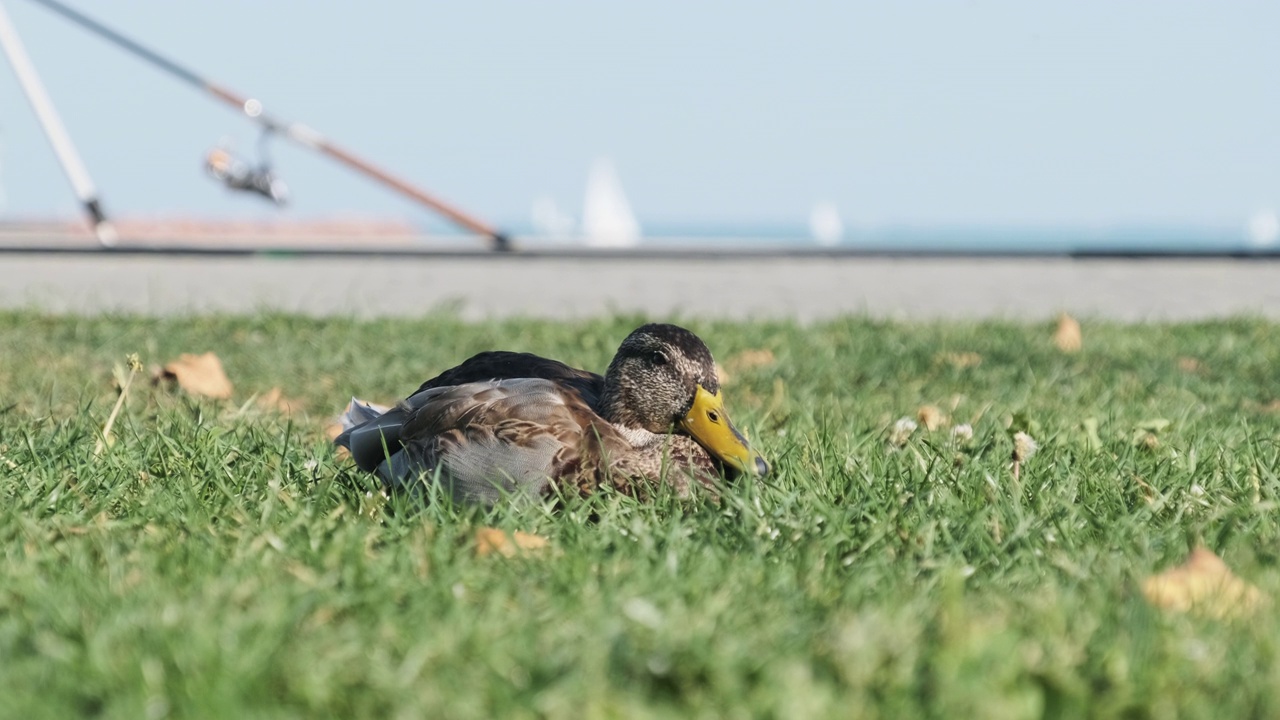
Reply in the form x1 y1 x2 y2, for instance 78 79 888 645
334 323 768 505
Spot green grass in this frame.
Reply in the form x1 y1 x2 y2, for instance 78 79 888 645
3 312 1280 718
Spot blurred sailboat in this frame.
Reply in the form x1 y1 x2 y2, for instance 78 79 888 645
809 201 844 246
1247 209 1279 247
582 157 640 247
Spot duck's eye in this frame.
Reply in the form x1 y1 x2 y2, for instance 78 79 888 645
651 351 669 366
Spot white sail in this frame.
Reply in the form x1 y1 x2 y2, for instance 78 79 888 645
582 157 640 247
1248 209 1279 247
809 201 844 246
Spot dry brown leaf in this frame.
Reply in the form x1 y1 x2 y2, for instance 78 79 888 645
257 387 305 415
715 365 730 386
1142 548 1265 618
1053 314 1083 353
718 348 777 386
324 421 344 441
324 421 350 460
731 349 776 369
1177 357 1204 374
157 352 233 399
474 528 550 558
938 351 983 369
1132 475 1156 504
916 405 947 431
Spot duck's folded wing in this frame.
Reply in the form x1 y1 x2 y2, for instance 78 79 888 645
412 351 604 407
393 378 601 505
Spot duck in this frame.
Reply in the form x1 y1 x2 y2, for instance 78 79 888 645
334 323 768 505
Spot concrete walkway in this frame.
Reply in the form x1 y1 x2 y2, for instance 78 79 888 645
2 253 1278 321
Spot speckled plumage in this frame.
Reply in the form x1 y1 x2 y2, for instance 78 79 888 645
335 324 746 505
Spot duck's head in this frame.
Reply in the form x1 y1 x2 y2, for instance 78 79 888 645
601 323 769 479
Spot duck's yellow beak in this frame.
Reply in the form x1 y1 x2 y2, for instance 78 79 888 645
680 385 769 478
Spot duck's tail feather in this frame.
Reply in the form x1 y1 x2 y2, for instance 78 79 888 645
338 397 392 432
334 397 405 472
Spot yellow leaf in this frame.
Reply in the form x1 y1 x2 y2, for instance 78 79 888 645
1053 314 1083 353
256 387 304 415
718 348 776 386
1142 548 1265 618
1177 357 1204 374
937 351 982 369
474 528 550 558
156 352 233 399
731 349 776 369
916 405 947 431
323 420 350 460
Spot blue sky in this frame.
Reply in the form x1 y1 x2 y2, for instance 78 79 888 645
1 2 1277 234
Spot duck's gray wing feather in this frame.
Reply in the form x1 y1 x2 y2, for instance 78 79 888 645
387 378 601 505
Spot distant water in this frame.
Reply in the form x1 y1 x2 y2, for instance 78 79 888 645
493 222 1275 254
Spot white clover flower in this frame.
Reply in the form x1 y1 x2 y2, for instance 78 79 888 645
1012 431 1039 462
889 417 918 447
951 424 974 443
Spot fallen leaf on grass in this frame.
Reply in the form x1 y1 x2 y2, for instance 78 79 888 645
323 420 351 461
323 421 344 442
1142 548 1264 618
1053 314 1083 353
474 528 550 558
155 352 233 399
731 349 776 369
1131 475 1156 504
717 348 776 385
916 405 947 431
256 387 305 415
1177 357 1204 374
937 351 983 369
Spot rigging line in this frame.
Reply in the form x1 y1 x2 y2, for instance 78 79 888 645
24 0 511 251
27 0 203 88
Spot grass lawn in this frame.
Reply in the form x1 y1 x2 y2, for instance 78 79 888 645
2 312 1280 718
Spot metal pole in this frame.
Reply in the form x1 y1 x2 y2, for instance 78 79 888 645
25 0 510 251
0 1 116 245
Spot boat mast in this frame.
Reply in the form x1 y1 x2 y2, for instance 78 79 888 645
24 0 511 251
0 0 117 245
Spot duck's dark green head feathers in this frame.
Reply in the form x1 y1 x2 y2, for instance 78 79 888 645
603 324 716 429
624 323 720 393
602 323 767 478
